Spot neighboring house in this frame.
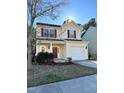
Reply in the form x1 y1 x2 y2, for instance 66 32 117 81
81 26 97 60
36 19 88 61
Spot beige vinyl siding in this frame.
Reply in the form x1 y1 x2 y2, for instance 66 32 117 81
61 22 81 39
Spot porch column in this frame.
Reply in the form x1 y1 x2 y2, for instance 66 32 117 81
50 43 53 53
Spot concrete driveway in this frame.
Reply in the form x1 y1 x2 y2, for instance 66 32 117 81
28 74 97 93
73 60 97 68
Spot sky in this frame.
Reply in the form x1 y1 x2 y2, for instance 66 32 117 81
35 0 97 25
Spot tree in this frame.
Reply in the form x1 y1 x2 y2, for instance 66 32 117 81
83 18 96 31
81 18 97 38
27 0 67 69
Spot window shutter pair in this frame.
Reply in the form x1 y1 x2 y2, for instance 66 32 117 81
41 28 57 38
67 30 76 38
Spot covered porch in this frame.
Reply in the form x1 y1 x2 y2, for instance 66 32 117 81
36 40 66 60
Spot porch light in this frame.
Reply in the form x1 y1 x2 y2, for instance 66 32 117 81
48 46 50 49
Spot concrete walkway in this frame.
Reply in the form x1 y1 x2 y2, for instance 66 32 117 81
28 74 97 93
73 60 97 68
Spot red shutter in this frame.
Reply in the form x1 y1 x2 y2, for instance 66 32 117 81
74 30 76 38
55 29 57 38
67 30 70 38
41 28 44 37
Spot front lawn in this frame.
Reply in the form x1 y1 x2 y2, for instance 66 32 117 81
27 63 97 87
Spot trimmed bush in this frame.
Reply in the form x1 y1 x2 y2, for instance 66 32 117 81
67 57 72 62
88 53 97 61
36 52 54 64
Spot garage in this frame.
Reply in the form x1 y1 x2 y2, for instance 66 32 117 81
67 46 88 60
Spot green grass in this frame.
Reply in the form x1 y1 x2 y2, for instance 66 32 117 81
45 74 65 82
27 63 97 87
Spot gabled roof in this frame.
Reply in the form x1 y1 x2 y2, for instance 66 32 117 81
62 19 82 30
81 26 96 38
81 30 87 38
36 19 82 29
37 23 61 27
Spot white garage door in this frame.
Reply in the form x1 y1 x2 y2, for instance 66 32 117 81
68 46 88 60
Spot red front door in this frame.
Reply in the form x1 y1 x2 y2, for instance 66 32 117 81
52 47 57 58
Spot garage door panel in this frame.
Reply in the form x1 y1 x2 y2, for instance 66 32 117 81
67 46 88 60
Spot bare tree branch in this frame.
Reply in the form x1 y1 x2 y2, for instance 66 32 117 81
27 0 67 25
27 0 67 69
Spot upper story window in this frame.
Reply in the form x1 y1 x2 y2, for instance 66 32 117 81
69 30 75 38
50 29 55 37
41 29 56 38
67 30 76 38
44 29 49 37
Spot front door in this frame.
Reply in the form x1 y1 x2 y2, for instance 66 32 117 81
52 47 58 58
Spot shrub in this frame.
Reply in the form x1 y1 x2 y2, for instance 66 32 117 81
67 57 72 62
88 53 97 61
36 52 54 64
36 52 45 64
49 53 54 58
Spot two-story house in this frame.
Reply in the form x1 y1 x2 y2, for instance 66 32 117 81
36 19 88 61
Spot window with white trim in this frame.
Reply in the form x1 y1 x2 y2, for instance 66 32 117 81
68 30 76 38
43 29 56 38
70 30 74 38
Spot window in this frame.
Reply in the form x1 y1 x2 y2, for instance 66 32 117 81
44 29 49 37
68 30 76 38
50 29 55 37
43 29 56 38
70 30 74 38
